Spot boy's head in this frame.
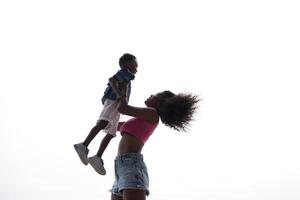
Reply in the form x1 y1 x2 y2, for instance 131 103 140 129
119 53 138 74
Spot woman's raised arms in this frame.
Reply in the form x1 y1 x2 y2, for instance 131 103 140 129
118 98 159 124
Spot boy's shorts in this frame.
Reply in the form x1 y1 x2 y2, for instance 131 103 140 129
97 99 121 137
111 153 150 197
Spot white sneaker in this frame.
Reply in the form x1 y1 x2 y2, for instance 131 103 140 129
73 143 89 165
88 155 106 175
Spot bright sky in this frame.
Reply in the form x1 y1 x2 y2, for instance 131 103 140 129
1 1 300 200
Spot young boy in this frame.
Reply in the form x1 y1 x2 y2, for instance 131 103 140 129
74 53 138 175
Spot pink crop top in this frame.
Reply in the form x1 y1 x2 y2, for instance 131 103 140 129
119 118 159 144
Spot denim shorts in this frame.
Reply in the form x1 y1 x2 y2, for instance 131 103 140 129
111 153 150 197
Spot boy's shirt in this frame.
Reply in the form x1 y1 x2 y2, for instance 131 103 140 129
101 68 135 104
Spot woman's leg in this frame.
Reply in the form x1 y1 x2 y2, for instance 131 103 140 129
111 194 123 200
122 189 146 200
83 120 108 146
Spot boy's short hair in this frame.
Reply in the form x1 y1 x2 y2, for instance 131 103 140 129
119 53 136 68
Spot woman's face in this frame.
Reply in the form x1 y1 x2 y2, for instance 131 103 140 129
145 94 161 109
145 91 174 109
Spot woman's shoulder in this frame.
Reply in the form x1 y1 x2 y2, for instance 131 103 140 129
131 107 159 124
141 107 159 124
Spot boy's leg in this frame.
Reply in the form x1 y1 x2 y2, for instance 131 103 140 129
96 134 115 158
88 134 114 175
88 119 116 175
83 120 109 146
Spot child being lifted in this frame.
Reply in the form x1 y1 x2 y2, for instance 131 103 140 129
74 53 138 175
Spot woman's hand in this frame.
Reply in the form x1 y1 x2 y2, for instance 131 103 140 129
119 95 128 104
118 81 129 97
118 95 128 113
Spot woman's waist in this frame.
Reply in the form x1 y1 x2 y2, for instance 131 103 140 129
115 153 144 161
120 130 149 143
117 133 144 155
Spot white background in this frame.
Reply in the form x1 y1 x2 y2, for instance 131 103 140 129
1 1 300 200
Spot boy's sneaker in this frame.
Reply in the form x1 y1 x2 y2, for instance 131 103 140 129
73 143 89 165
88 155 106 175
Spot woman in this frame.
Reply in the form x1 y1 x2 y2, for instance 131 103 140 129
111 90 199 200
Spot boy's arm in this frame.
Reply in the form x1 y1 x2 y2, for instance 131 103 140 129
109 76 125 98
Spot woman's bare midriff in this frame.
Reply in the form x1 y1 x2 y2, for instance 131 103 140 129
117 133 144 156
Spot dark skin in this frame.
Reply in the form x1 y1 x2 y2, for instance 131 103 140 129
111 94 161 200
83 120 108 147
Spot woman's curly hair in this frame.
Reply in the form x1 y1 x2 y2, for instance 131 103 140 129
157 91 200 132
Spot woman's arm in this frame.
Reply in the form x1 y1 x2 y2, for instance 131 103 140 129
109 76 125 98
118 98 159 124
